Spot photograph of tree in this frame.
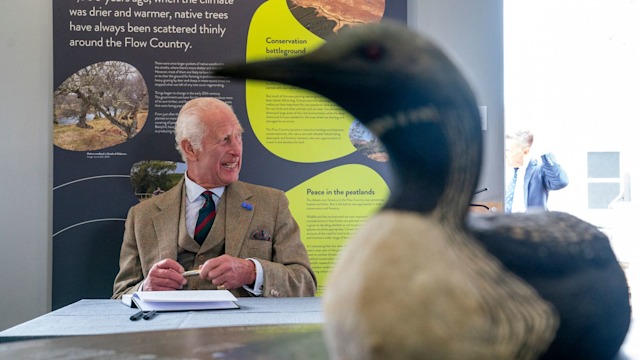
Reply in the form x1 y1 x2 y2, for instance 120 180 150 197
130 160 183 201
54 61 148 151
349 120 388 162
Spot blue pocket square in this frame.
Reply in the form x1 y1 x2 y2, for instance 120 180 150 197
251 229 271 241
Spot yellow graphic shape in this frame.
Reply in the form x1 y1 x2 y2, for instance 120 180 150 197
246 0 356 163
286 164 390 294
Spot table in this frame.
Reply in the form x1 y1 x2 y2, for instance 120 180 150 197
1 323 328 359
0 297 322 342
1 297 638 359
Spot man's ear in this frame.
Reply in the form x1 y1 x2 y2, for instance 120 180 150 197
181 139 198 161
523 146 531 156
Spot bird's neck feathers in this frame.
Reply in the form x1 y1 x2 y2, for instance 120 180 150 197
438 107 483 224
373 103 482 224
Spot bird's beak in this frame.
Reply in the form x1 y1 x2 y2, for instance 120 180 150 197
214 56 315 89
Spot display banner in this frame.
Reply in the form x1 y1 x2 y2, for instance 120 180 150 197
53 0 406 309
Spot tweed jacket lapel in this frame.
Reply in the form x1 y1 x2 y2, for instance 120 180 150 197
199 181 254 257
151 178 188 259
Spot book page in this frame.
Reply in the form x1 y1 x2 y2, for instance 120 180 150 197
132 290 239 312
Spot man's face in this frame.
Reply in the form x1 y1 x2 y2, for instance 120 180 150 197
505 138 528 168
189 109 243 188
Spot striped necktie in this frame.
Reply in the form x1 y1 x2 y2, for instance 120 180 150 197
505 167 519 214
194 191 216 245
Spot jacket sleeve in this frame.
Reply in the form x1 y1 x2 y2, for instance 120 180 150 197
258 190 317 297
111 207 144 299
540 153 569 191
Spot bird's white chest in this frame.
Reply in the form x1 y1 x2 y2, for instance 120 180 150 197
323 210 557 360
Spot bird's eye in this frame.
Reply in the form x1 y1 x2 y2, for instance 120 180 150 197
360 44 386 61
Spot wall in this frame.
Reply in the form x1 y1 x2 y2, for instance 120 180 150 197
0 0 503 331
0 1 53 330
408 1 505 206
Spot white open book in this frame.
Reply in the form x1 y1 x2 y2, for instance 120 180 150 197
122 290 239 312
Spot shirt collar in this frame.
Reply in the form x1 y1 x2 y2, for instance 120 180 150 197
184 171 225 203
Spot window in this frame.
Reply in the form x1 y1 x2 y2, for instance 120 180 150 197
587 152 620 209
505 1 640 329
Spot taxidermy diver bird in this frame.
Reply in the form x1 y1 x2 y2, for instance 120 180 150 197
215 21 630 359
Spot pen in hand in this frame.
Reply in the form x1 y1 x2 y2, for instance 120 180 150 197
181 269 200 277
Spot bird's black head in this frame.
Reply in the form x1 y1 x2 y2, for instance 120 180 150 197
216 21 483 219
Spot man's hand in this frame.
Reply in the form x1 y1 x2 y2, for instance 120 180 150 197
142 259 187 291
199 255 256 290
